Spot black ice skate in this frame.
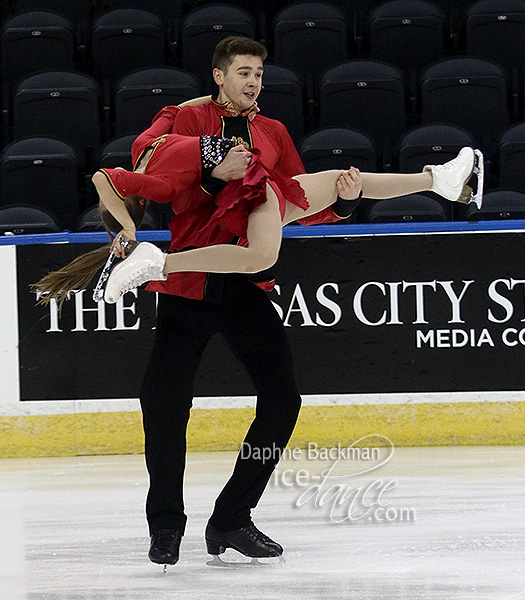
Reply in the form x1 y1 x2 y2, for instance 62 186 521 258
205 522 286 567
148 529 181 572
92 233 138 303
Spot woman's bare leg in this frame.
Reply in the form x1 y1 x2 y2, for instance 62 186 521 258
163 183 283 275
283 169 433 224
283 170 342 224
360 172 432 199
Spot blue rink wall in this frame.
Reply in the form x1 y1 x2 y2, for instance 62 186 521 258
2 222 525 457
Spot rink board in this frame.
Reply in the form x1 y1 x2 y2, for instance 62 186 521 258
2 224 525 457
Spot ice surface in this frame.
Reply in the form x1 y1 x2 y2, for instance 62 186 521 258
0 446 524 600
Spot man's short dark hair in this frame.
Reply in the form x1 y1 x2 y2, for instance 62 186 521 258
212 36 267 72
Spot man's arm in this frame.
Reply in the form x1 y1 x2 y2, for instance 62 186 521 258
272 120 305 178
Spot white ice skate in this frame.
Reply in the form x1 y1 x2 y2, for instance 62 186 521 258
92 234 137 303
424 147 484 209
103 241 167 304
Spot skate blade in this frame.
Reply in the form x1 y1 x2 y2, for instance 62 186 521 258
206 554 286 568
92 235 136 303
456 149 484 209
472 149 484 209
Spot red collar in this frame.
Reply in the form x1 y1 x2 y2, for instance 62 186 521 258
211 98 259 121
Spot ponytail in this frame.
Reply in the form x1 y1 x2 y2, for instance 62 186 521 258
32 195 148 309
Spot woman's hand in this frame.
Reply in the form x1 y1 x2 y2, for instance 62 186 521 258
337 167 363 200
110 227 136 259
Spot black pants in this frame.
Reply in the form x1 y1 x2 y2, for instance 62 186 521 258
139 274 302 535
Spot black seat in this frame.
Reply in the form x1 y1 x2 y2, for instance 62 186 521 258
369 0 446 75
466 0 525 78
421 57 509 154
106 0 183 22
15 0 91 27
256 64 305 144
181 4 256 93
0 204 61 234
319 60 407 156
463 189 525 220
300 127 377 173
1 11 75 87
12 71 101 168
0 137 79 230
114 67 201 137
273 2 349 85
398 124 476 219
398 123 476 173
91 9 166 85
100 134 136 171
366 194 449 223
498 123 525 192
76 204 156 231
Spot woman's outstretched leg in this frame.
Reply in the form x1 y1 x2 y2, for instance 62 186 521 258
284 146 479 224
284 168 433 224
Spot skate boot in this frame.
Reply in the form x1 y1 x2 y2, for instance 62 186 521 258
424 147 484 209
148 529 181 571
104 241 167 304
205 522 285 567
92 234 138 303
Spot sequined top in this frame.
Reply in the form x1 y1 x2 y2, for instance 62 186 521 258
199 136 236 170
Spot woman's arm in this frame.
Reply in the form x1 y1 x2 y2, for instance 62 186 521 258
92 171 137 257
178 95 212 108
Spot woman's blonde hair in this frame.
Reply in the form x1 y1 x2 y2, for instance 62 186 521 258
32 195 148 309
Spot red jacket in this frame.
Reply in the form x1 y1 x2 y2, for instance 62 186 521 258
121 102 343 299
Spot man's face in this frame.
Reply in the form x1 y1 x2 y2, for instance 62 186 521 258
213 54 264 111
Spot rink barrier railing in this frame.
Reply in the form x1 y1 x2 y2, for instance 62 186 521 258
2 219 525 246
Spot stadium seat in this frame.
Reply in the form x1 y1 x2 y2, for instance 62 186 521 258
256 64 305 144
91 9 166 85
398 124 476 172
398 124 476 219
369 0 446 75
114 68 201 137
106 0 183 22
0 137 79 230
319 60 407 156
273 2 348 84
100 135 135 171
15 0 91 27
421 57 509 153
0 204 61 234
463 189 525 220
181 4 256 93
466 0 525 77
300 127 377 173
365 194 449 223
12 71 101 168
1 11 75 87
498 123 525 192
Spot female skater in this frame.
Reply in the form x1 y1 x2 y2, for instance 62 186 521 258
35 101 480 307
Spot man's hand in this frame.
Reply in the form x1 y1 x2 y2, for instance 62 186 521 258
211 145 252 181
337 167 363 200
